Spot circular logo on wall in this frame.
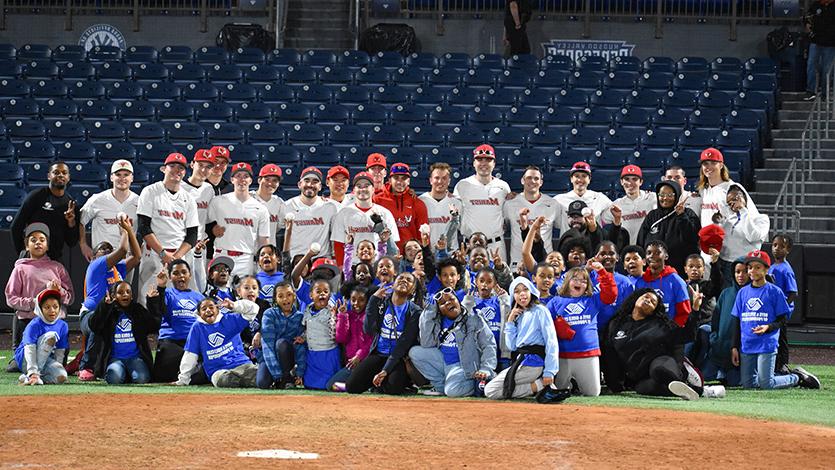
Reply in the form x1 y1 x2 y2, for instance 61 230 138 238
78 24 127 51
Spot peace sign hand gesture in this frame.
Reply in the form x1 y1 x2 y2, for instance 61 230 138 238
64 200 76 227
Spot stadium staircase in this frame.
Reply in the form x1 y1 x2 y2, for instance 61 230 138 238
752 91 835 246
283 0 354 50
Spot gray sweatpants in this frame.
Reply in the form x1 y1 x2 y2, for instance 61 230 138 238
484 365 543 399
21 331 67 384
210 362 258 388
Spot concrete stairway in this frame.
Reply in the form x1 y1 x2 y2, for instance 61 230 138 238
751 92 835 246
283 0 354 50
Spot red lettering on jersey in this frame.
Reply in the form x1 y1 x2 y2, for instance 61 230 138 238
223 217 254 226
703 202 719 211
349 226 373 234
103 218 119 225
623 211 647 221
469 198 499 206
428 216 451 224
197 201 209 209
270 214 279 223
295 217 324 226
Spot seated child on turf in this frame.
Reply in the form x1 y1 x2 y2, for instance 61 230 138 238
256 281 306 389
176 297 261 388
327 285 374 391
15 289 69 385
301 279 342 389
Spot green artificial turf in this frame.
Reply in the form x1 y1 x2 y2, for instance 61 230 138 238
2 350 833 428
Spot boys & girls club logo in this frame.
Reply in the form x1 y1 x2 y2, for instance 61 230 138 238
79 24 127 51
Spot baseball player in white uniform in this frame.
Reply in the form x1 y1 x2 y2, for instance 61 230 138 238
601 165 657 245
181 149 216 292
208 162 271 279
553 161 613 235
284 166 339 259
135 153 199 305
503 166 558 268
251 163 286 246
78 159 139 261
331 171 398 266
325 165 354 208
419 162 463 251
453 144 511 261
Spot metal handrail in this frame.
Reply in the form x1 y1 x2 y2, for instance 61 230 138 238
278 0 290 48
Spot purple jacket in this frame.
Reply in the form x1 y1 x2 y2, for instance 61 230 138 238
334 309 373 362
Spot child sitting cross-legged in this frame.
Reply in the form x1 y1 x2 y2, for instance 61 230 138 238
15 289 70 385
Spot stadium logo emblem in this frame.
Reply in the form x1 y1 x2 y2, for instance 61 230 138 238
118 318 132 331
208 333 225 348
746 298 763 311
541 39 635 61
78 24 127 51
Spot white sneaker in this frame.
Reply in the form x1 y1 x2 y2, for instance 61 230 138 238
668 381 700 401
702 385 726 399
418 387 444 396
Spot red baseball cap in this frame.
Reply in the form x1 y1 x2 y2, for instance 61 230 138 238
390 162 410 176
570 161 591 175
745 250 771 268
327 165 350 180
311 257 339 277
366 153 387 169
36 289 62 308
300 166 322 181
230 162 252 177
473 144 495 159
193 149 214 164
700 147 724 163
259 163 283 178
698 225 725 254
164 153 188 167
210 145 231 163
353 171 374 186
620 164 643 179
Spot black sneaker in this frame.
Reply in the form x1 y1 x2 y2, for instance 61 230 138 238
5 359 20 373
803 92 818 101
775 364 792 376
536 384 571 404
792 367 821 389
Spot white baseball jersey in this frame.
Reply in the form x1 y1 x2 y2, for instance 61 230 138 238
331 203 399 253
80 189 139 250
207 193 271 255
453 175 511 239
182 180 215 240
503 194 559 267
553 190 613 234
136 182 199 249
251 191 286 246
285 196 338 258
326 194 354 209
602 191 657 245
419 192 463 251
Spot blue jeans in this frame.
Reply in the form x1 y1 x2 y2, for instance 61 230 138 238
806 43 835 93
325 367 353 391
700 358 741 387
79 309 96 371
740 351 798 390
106 357 151 384
408 346 475 397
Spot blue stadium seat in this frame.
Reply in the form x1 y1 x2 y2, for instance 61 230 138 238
678 128 715 149
428 106 465 130
533 69 569 91
207 64 243 84
472 53 505 71
137 142 179 164
312 103 351 126
604 71 639 90
553 89 588 110
588 168 620 193
447 126 485 151
69 164 106 185
196 102 235 122
170 63 206 83
244 64 281 84
391 104 427 128
351 103 388 126
205 122 244 145
342 146 379 167
166 122 205 145
518 88 553 110
66 185 98 207
590 89 627 110
19 161 51 181
146 82 182 103
673 72 707 93
68 81 106 100
505 147 547 170
576 55 608 72
302 145 342 166
711 57 743 73
407 125 447 149
565 127 603 150
87 46 122 62
725 108 762 132
590 148 629 169
603 127 642 150
642 56 675 73
506 54 539 72
124 45 158 64
391 67 426 90
549 148 585 172
59 61 95 81
259 83 295 103
637 72 672 91
79 99 118 120
107 82 144 102
625 89 662 110
389 146 425 169
0 60 22 79
0 44 15 61
482 88 517 108
296 84 333 104
742 74 777 93
40 99 77 122
744 57 778 76
96 62 133 82
439 52 471 71
227 144 260 166
274 102 312 125
247 122 287 145
372 86 409 107
159 45 193 64
733 91 772 115
88 120 127 144
126 121 165 144
334 85 372 105
48 120 86 142
368 124 406 146
318 65 354 86
52 44 86 63
235 102 272 123
650 108 688 130
0 79 29 99
337 50 370 69
195 46 229 65
697 90 733 110
487 126 527 155
406 53 438 71
327 124 366 148
31 80 69 102
578 107 613 129
131 164 150 185
498 69 533 90
371 51 405 70
640 128 678 149
568 71 605 91
676 57 709 73
427 147 465 174
427 68 461 90
183 83 219 102
97 141 137 164
0 140 15 162
462 68 497 90
505 106 540 128
661 90 698 113
232 47 266 65
411 87 446 109
447 87 481 108
2 98 39 119
17 44 51 61
0 161 24 183
0 185 27 207
23 61 60 80
287 123 326 146
707 73 742 93
688 108 724 132
260 144 300 166
219 83 258 103
467 106 503 132
542 55 573 72
267 49 301 67
355 66 391 87
6 119 45 142
301 50 337 68
283 65 318 85
610 56 641 73
158 100 195 121
16 140 55 162
715 129 754 151
629 148 667 170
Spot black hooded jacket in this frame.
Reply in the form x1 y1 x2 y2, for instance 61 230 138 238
88 300 161 378
636 180 701 276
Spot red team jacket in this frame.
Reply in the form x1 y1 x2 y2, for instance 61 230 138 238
373 184 429 252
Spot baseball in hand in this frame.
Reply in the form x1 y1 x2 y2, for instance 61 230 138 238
419 223 431 236
285 212 296 222
581 207 592 217
310 242 321 254
117 211 128 221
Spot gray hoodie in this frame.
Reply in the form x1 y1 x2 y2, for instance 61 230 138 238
418 301 498 378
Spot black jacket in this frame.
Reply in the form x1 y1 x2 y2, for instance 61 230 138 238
364 294 421 373
10 187 80 260
636 180 701 276
602 309 699 393
687 261 723 325
88 300 161 378
808 1 835 46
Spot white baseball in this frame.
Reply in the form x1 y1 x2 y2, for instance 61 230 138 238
419 223 431 235
581 207 593 217
117 211 128 221
285 212 296 222
310 242 321 254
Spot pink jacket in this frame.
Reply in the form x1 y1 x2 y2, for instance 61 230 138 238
334 309 373 362
4 257 74 319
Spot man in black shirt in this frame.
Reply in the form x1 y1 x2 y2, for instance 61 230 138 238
805 0 835 99
504 0 532 56
10 161 80 261
207 145 232 195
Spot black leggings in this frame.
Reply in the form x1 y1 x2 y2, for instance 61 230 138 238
634 356 684 397
153 339 208 384
345 353 410 395
776 327 790 372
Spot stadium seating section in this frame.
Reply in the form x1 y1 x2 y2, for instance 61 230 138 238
0 45 775 228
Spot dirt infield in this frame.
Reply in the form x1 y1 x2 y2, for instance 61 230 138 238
3 394 835 469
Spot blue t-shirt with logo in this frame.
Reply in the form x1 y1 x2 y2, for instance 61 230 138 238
158 288 204 341
111 312 140 360
439 317 460 365
731 283 791 355
14 317 69 368
376 302 408 356
83 257 127 311
473 296 502 353
546 295 603 355
256 271 285 301
768 262 797 314
633 273 689 322
589 270 634 327
184 313 252 379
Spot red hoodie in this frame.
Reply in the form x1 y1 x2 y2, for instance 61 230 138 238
373 184 428 252
635 265 692 327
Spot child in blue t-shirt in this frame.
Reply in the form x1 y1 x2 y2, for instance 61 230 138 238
203 256 235 312
302 279 341 390
176 297 261 387
255 244 286 301
257 281 307 389
15 289 69 385
464 268 510 371
731 251 820 390
768 234 798 374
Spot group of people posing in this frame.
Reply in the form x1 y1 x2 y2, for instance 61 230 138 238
5 142 821 401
